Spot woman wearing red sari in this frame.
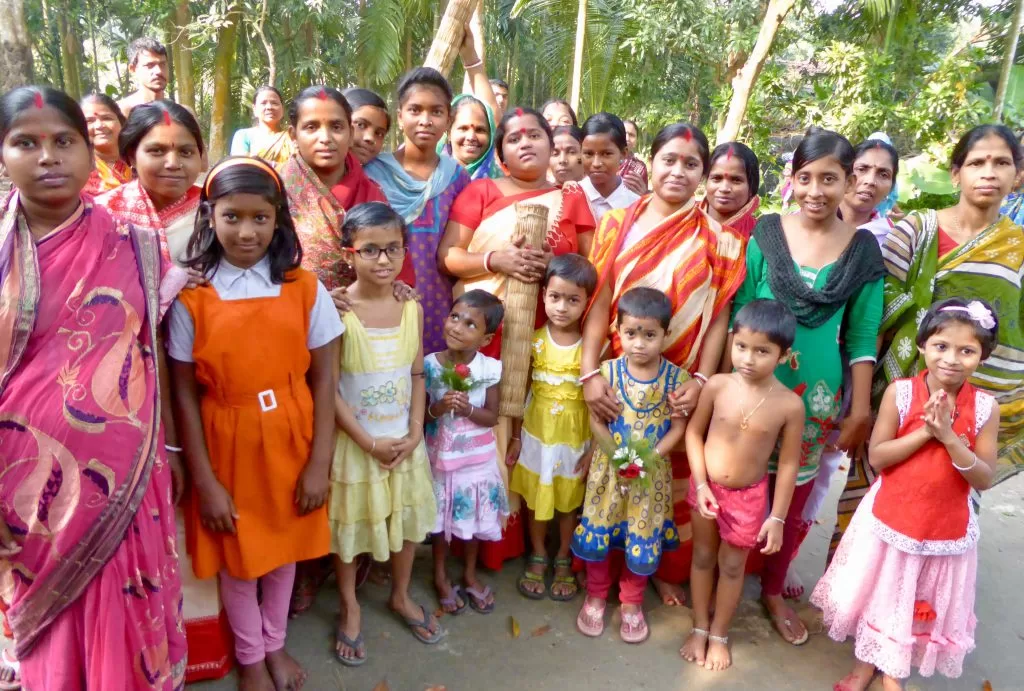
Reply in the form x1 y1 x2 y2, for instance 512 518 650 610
438 107 596 578
0 86 186 690
700 141 760 239
95 100 204 266
581 123 747 607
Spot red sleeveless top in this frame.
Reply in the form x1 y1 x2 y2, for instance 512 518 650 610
871 372 992 554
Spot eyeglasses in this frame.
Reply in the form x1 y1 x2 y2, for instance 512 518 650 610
345 245 407 261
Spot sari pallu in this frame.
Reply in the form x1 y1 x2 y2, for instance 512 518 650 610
97 180 202 266
247 129 294 166
879 209 1024 478
277 152 398 290
84 156 133 197
589 197 747 370
698 194 760 239
0 195 185 687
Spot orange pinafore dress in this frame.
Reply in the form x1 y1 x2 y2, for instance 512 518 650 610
181 268 331 580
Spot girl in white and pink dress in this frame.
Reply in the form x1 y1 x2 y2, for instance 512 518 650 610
811 297 1001 691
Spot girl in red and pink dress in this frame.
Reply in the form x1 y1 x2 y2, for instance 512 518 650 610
811 297 1001 691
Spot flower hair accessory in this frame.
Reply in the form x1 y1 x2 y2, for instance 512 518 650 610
940 301 996 331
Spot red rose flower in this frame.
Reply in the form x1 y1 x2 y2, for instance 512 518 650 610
454 364 472 379
619 464 640 479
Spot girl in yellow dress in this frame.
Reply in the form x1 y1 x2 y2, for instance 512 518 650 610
509 254 598 601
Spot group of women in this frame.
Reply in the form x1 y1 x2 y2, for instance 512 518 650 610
0 29 1023 687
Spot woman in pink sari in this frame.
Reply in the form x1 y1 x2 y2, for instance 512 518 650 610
0 87 186 689
96 100 204 266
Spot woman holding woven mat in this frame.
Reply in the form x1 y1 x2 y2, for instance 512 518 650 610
580 122 747 608
830 124 1024 565
726 127 885 646
438 106 596 575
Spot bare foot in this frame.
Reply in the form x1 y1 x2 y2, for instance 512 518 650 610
266 648 306 691
651 577 686 606
434 576 465 614
880 675 904 691
782 565 805 600
335 604 364 662
833 661 876 691
679 628 708 665
763 594 809 645
704 636 731 671
238 661 276 691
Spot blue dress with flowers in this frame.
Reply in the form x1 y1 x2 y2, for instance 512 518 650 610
571 356 683 576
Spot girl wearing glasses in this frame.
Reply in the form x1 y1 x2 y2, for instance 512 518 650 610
330 202 441 666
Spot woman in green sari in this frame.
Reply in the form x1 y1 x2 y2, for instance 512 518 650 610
831 124 1024 560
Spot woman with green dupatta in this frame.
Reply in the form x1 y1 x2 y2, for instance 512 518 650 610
831 124 1024 561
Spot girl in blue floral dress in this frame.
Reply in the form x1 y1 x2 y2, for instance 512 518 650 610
572 288 686 643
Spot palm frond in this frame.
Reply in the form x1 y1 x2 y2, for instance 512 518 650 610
357 0 406 85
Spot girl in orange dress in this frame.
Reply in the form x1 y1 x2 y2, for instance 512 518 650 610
169 157 343 691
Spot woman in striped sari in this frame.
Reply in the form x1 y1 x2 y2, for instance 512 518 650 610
832 124 1024 560
580 122 747 608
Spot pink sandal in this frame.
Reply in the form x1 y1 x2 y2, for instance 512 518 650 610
620 607 649 644
576 597 606 637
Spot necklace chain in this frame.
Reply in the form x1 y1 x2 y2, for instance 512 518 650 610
739 381 775 430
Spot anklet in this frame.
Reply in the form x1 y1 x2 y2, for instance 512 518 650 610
709 634 729 644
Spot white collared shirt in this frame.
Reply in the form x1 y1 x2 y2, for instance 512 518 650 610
167 257 343 362
581 176 641 225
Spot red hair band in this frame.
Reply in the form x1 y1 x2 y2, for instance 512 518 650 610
33 92 44 109
204 157 282 196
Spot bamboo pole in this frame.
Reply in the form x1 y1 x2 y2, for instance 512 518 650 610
423 0 476 77
498 203 548 418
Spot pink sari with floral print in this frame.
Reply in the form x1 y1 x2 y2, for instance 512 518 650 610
0 194 186 690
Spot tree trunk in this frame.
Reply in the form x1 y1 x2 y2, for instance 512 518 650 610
174 0 195 109
39 0 63 88
462 0 485 93
57 3 82 99
716 0 796 144
254 0 277 86
208 3 241 162
0 0 33 91
424 0 476 77
994 0 1024 121
569 0 587 111
86 0 100 90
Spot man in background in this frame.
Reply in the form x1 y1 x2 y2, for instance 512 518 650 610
118 37 169 118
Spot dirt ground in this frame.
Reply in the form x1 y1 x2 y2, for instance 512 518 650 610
189 469 1023 691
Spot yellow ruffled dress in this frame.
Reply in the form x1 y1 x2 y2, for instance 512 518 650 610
510 326 590 520
329 300 437 563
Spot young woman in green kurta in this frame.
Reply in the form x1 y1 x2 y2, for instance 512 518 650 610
727 128 885 647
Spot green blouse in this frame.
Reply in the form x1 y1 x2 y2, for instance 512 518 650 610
732 236 884 484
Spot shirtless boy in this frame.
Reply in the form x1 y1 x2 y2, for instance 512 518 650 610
680 299 805 671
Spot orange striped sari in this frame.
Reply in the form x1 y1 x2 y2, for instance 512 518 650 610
589 196 746 369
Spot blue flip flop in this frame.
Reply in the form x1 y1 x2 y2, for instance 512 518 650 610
335 620 367 667
465 585 495 614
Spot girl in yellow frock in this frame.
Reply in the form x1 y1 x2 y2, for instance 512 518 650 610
329 202 441 667
509 254 598 602
572 287 686 644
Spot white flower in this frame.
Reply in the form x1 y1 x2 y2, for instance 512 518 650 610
634 458 644 468
613 448 629 461
896 336 914 361
639 471 647 478
810 381 835 416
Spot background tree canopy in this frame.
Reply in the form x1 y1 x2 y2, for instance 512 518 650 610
15 0 1024 206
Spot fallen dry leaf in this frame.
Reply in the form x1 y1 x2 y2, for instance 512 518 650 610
424 686 447 691
510 615 520 639
982 681 993 691
372 680 391 691
434 608 446 619
531 624 552 638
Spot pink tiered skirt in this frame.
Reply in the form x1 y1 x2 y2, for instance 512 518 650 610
810 483 977 680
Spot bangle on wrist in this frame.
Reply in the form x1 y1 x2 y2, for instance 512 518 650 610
952 453 979 472
695 482 707 492
693 372 708 387
464 58 483 69
483 250 494 273
165 444 183 454
769 515 785 525
368 439 377 455
579 368 601 384
467 404 475 417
